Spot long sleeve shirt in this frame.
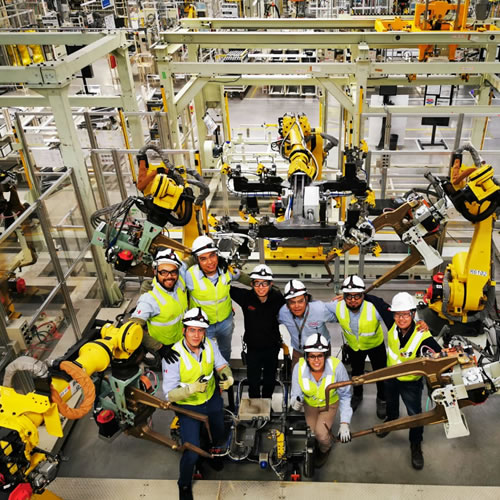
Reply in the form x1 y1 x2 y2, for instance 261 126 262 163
131 263 188 321
230 286 285 350
291 358 353 424
278 300 337 352
397 321 442 356
162 338 227 399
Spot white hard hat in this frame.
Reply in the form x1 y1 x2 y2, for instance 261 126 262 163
154 247 182 269
304 333 330 353
192 235 218 256
284 279 307 300
250 264 273 280
390 292 416 312
183 307 210 328
341 275 365 294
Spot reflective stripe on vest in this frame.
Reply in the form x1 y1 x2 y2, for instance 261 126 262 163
174 338 216 405
298 357 340 408
336 300 384 352
188 265 232 324
147 277 188 345
387 324 433 382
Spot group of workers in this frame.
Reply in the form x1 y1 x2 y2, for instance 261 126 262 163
130 235 441 500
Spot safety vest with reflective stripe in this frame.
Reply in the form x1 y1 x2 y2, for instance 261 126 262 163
188 265 232 324
147 277 188 345
387 324 433 382
297 357 340 408
336 300 384 351
173 338 216 405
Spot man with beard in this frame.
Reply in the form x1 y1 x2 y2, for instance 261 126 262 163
131 247 188 364
290 333 352 467
332 275 388 418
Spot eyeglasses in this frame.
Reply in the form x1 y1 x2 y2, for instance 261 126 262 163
394 312 412 319
307 354 325 360
345 293 363 301
253 280 271 288
158 269 179 277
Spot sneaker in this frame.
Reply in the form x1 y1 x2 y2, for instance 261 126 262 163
351 394 363 412
411 442 424 470
179 484 193 500
376 398 387 420
314 448 331 468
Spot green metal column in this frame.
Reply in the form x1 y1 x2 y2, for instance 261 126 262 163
114 46 145 149
36 84 123 306
470 45 496 149
352 43 370 147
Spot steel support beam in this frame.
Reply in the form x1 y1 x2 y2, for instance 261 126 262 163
0 95 124 107
114 46 144 150
161 30 499 48
316 78 355 115
174 77 209 112
35 84 122 306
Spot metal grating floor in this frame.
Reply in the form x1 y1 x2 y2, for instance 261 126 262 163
49 478 500 500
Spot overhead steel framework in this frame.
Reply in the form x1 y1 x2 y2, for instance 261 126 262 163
0 30 146 305
156 17 500 165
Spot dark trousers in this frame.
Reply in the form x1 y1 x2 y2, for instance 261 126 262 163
385 377 424 444
177 390 225 487
345 342 387 400
246 347 279 398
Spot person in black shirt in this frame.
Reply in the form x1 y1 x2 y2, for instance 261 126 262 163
230 264 285 398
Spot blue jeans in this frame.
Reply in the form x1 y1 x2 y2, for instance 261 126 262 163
385 377 424 443
177 390 225 488
207 315 234 363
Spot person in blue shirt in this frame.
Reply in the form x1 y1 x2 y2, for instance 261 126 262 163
278 279 337 369
291 333 352 468
162 307 234 500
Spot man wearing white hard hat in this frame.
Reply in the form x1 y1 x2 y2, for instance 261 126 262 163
230 264 285 398
186 235 250 363
162 307 234 500
376 292 441 471
279 279 337 369
290 333 352 468
332 275 389 418
131 247 188 365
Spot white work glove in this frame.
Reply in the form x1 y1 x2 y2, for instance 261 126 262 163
337 422 351 443
188 380 208 394
291 397 303 412
219 375 234 391
219 365 234 391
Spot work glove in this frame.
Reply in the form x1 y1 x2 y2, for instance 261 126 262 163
219 365 234 391
291 396 303 412
337 423 351 443
188 380 208 395
168 380 207 402
158 344 180 364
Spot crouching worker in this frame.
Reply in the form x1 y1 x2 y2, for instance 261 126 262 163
162 307 234 500
290 334 353 468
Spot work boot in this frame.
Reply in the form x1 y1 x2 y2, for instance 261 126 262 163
351 394 363 413
179 484 193 500
376 417 390 438
376 398 387 420
411 442 424 470
314 447 331 468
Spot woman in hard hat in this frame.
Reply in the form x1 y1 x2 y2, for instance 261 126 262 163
230 264 285 398
377 292 441 471
290 333 352 468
